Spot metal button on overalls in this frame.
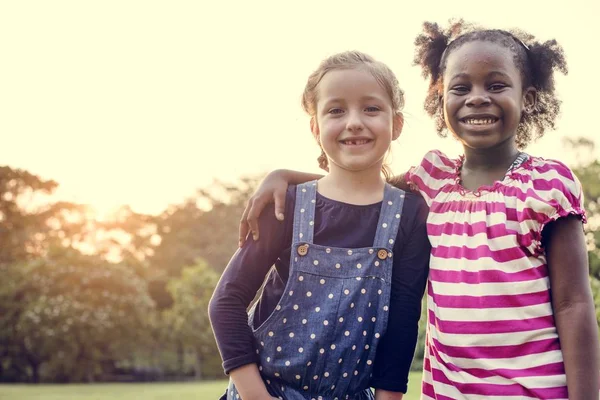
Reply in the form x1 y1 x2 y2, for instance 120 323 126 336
297 244 309 256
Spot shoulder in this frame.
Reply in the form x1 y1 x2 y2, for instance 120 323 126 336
283 184 298 217
423 149 460 168
410 150 459 180
393 190 429 245
515 155 586 223
528 156 581 185
523 156 584 202
256 185 297 231
287 184 298 202
405 150 460 204
399 190 429 220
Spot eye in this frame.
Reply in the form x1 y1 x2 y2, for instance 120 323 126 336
364 106 381 113
489 83 507 91
449 85 469 94
328 108 344 115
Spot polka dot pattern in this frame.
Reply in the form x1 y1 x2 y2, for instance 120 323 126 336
235 181 406 400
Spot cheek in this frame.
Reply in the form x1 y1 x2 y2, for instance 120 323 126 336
443 94 459 111
372 116 393 130
318 121 339 141
442 102 456 126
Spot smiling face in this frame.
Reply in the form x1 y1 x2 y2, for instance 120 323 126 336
442 40 535 151
311 68 401 175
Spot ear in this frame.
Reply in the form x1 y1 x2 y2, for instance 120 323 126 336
310 117 320 141
523 86 537 113
392 113 404 140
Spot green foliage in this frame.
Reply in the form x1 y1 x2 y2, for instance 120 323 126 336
0 167 261 382
149 177 260 277
410 297 428 372
567 138 600 280
164 260 221 379
2 248 155 382
0 166 83 266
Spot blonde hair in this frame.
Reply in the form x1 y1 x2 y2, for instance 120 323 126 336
301 51 404 180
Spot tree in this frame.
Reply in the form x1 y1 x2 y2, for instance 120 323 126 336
0 166 85 266
2 247 155 382
149 177 260 278
0 167 85 382
564 138 600 333
565 138 600 279
165 259 221 379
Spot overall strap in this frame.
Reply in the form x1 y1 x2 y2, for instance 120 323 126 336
291 181 318 245
373 184 406 249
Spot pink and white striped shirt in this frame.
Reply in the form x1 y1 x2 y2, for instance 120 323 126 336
406 150 586 400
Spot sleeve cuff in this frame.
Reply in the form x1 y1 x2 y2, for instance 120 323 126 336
370 377 408 393
223 354 260 375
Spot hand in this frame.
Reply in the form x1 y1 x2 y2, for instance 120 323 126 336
374 388 404 400
239 170 289 247
229 364 278 400
237 392 279 400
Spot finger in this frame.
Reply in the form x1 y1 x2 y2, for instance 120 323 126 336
247 197 269 241
238 199 253 247
274 189 286 221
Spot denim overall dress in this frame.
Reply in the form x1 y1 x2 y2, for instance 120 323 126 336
227 181 406 400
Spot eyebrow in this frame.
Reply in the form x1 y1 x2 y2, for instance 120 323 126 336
449 71 512 81
487 70 512 79
322 95 386 104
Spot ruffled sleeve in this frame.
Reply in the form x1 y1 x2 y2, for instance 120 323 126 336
515 157 587 255
405 150 458 207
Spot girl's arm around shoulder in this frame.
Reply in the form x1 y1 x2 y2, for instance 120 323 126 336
370 193 431 393
239 170 323 246
545 214 599 400
208 186 296 375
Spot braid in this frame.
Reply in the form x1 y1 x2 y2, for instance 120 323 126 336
317 150 329 172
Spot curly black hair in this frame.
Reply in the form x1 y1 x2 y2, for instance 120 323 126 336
413 20 568 149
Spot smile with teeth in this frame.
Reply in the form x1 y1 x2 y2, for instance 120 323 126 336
462 118 498 125
340 139 372 145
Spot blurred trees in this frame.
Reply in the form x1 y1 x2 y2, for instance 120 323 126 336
0 167 258 382
164 260 220 379
3 250 154 382
564 138 600 329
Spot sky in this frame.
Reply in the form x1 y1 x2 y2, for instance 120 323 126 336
2 0 598 216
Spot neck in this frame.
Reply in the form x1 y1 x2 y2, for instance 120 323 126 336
463 139 520 171
319 163 386 205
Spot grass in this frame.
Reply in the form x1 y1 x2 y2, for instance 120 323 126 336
0 372 422 400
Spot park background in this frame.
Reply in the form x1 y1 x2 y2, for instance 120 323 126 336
1 0 599 398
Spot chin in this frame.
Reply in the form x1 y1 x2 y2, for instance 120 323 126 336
337 162 383 174
454 133 506 150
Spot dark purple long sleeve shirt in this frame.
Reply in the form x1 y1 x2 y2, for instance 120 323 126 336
209 186 430 393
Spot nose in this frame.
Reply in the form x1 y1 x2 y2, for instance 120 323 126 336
465 87 491 107
346 110 364 132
